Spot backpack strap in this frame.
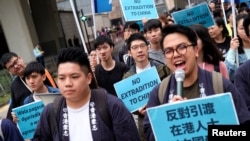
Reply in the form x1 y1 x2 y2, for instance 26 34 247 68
212 71 224 94
0 119 4 141
93 88 113 130
48 95 63 139
158 75 171 104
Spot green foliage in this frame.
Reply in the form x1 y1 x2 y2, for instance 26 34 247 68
0 93 10 106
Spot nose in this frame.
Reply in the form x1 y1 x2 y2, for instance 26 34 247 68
65 78 73 87
172 49 180 57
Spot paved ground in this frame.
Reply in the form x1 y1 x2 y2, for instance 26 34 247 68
0 39 125 119
0 103 8 118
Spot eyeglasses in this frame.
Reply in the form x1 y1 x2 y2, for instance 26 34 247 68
163 43 193 58
130 43 148 50
7 58 19 71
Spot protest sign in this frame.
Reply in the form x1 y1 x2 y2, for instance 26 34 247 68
114 66 161 112
172 2 214 28
12 101 44 139
119 0 158 21
94 0 112 13
147 93 239 141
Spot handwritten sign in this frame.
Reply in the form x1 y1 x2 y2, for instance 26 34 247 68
119 0 158 21
12 101 44 139
114 66 161 112
147 93 239 141
171 2 214 28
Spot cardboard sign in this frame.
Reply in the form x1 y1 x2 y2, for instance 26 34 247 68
147 93 239 141
12 101 44 139
119 0 158 21
114 66 161 112
172 2 215 28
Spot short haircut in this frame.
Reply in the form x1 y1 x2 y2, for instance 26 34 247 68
161 24 197 50
56 47 98 89
23 61 45 78
93 35 114 50
127 33 149 50
144 19 162 33
123 22 140 31
0 52 18 69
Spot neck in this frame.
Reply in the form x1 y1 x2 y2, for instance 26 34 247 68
214 35 225 43
66 88 91 109
34 85 48 94
150 43 161 51
183 66 198 87
101 59 115 71
242 40 250 49
197 52 204 63
136 60 150 69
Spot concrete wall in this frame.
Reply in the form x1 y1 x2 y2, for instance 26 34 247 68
0 0 37 63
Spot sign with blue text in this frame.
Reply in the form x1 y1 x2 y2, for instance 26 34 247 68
147 93 239 141
171 2 214 28
119 0 159 21
12 101 44 140
114 66 161 112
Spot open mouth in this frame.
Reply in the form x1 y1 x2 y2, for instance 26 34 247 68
174 61 186 69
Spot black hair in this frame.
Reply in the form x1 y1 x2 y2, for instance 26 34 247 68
160 24 197 50
243 13 250 36
143 19 162 33
93 35 114 50
57 47 98 89
123 22 140 32
226 11 232 23
0 52 18 69
126 33 149 50
214 17 229 38
23 61 45 78
213 8 223 18
238 6 250 14
237 13 248 54
190 24 223 65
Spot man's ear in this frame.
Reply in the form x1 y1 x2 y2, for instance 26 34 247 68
128 50 132 56
87 72 92 85
42 74 46 81
194 46 199 57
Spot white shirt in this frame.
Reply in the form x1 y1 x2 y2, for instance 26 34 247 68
136 62 151 74
68 101 93 141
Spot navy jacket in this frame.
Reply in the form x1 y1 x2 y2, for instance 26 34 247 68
33 91 140 141
234 60 250 112
144 67 250 141
0 119 24 141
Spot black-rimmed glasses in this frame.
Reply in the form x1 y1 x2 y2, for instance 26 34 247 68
7 58 19 71
163 43 193 58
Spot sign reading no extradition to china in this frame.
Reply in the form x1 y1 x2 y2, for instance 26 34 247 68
171 2 215 28
119 0 159 21
147 93 239 141
114 66 161 112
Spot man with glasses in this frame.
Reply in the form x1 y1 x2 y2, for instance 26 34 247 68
123 33 170 141
0 52 57 121
118 21 140 67
143 25 250 141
